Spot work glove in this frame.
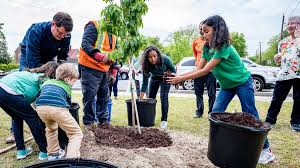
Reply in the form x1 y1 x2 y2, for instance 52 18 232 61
94 52 108 63
108 74 116 86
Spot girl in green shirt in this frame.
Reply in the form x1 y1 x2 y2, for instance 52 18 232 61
167 15 275 164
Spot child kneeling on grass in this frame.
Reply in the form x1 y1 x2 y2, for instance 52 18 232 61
35 63 83 160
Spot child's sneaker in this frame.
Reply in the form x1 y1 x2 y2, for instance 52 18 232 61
48 154 59 161
58 148 66 158
258 148 275 164
38 151 48 161
160 121 168 129
17 147 33 160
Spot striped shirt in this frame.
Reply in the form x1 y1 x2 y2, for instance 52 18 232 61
35 80 71 108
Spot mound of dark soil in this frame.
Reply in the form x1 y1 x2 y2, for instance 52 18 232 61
211 112 268 128
92 124 172 149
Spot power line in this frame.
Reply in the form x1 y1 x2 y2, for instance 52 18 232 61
288 0 300 17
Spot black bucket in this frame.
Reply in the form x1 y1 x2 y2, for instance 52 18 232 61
207 112 271 168
126 98 156 127
58 102 80 149
24 159 119 168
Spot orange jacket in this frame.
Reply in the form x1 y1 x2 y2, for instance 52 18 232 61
192 37 206 66
78 21 117 72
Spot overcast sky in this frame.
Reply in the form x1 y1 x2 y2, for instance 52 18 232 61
0 0 299 56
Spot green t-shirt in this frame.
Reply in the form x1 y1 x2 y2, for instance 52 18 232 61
202 45 250 89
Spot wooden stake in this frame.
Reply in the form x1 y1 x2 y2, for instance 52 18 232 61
129 58 141 134
0 136 33 154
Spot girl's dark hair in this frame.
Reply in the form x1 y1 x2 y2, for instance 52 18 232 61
141 45 163 73
25 61 59 80
202 15 230 50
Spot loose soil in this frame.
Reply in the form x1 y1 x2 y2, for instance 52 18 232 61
211 112 268 128
94 124 172 149
81 126 216 168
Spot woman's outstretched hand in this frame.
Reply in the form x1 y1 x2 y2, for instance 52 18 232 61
166 76 184 85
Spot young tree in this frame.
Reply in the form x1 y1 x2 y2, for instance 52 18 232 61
231 32 247 57
99 0 148 62
0 23 11 64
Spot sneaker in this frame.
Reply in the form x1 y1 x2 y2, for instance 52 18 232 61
290 123 300 132
160 121 168 129
6 133 15 144
17 147 33 160
114 96 118 100
48 154 59 161
58 148 66 158
38 151 48 161
258 148 275 164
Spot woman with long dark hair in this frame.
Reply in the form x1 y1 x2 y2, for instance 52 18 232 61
140 45 176 129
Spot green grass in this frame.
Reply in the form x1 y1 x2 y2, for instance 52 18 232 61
0 92 299 168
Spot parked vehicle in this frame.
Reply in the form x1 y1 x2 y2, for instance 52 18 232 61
119 65 129 80
175 57 279 91
0 70 7 78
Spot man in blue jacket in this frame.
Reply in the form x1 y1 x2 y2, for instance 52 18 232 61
5 12 73 145
19 11 73 70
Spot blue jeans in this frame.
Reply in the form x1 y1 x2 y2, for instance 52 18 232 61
194 72 216 115
79 65 109 125
148 77 171 121
0 87 47 152
212 77 270 149
266 79 300 125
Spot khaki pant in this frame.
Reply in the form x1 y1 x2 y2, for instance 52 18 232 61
36 106 83 158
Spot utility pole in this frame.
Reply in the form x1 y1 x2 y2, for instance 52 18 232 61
259 42 262 64
280 14 285 40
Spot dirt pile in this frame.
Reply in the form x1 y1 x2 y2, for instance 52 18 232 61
81 126 216 168
94 125 172 149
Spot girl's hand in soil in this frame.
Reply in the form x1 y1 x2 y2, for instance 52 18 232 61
166 76 184 85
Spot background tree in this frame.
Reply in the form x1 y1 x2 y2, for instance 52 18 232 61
250 31 288 66
164 24 198 64
231 32 247 57
0 23 11 64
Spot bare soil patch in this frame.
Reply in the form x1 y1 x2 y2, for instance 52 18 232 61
81 126 216 168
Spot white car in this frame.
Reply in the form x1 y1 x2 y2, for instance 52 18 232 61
176 57 279 91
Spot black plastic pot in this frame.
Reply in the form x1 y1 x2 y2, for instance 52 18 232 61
24 159 119 168
126 98 156 127
207 112 271 168
58 102 80 149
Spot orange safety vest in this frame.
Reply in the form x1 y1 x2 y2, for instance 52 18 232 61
78 20 117 72
192 37 206 66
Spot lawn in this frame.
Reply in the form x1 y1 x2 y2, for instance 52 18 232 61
0 91 299 168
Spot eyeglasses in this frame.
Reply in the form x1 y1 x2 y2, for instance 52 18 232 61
55 25 71 38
